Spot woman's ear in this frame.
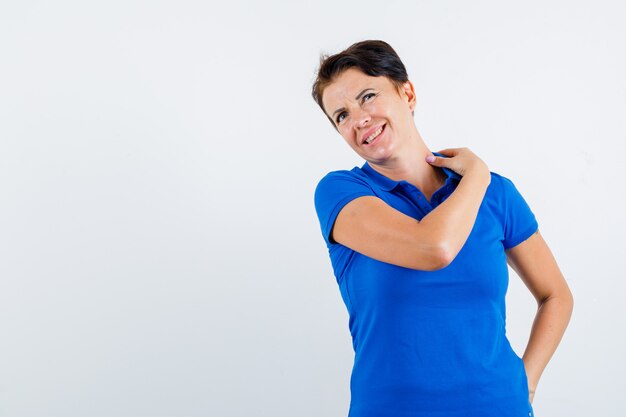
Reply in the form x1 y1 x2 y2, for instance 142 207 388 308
397 80 417 112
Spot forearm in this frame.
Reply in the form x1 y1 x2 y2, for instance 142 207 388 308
419 171 490 261
522 291 574 393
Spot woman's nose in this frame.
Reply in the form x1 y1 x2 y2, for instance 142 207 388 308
352 108 371 128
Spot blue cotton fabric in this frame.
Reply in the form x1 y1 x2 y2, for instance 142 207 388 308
314 153 538 417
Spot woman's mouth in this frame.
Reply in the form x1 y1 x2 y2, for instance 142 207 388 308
363 124 385 145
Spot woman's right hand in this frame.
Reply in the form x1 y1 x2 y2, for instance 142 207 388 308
329 146 492 271
425 147 490 183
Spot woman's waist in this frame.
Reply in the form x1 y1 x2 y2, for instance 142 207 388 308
351 345 527 393
349 360 529 413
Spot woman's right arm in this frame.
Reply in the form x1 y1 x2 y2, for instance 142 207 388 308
331 148 491 271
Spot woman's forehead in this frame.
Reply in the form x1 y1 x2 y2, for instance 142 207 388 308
322 69 390 108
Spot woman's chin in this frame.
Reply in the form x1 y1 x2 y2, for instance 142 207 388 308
363 150 394 165
368 142 396 161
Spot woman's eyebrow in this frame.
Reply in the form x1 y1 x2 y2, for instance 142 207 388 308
354 88 374 101
331 88 375 118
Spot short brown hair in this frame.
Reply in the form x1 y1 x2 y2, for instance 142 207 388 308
312 40 410 125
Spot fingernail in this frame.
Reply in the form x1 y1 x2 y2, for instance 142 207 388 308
425 156 435 163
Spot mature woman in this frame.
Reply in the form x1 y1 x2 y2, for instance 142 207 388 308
312 40 573 417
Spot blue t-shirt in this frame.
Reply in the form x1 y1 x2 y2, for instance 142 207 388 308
314 153 538 417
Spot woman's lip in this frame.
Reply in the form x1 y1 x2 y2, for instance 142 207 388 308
363 124 385 146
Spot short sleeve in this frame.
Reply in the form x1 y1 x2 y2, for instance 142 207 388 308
314 170 375 246
499 175 539 250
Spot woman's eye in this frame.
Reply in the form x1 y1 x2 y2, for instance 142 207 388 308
363 93 376 102
336 112 347 124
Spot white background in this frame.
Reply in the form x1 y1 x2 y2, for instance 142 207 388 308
1 1 624 416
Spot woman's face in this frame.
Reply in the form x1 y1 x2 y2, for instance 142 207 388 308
321 68 416 164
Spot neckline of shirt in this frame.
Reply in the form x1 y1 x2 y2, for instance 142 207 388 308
360 151 462 191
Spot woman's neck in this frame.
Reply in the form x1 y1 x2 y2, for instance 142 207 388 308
367 131 447 201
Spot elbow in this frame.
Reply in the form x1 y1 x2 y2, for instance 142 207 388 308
425 243 455 271
540 284 575 318
565 286 575 315
403 234 457 271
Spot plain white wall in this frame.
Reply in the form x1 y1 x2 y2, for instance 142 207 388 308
1 1 624 416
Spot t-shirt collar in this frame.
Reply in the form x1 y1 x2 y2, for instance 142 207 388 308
361 151 462 191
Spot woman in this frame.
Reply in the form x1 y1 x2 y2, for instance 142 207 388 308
312 40 573 417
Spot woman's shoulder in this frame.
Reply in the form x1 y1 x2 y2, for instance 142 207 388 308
319 165 366 178
315 166 370 188
486 170 530 203
488 170 525 189
314 166 375 206
488 170 509 182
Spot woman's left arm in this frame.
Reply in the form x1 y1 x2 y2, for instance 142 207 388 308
505 229 574 403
